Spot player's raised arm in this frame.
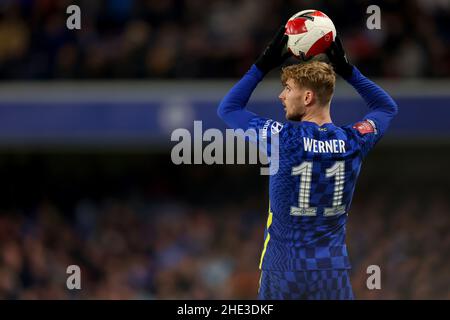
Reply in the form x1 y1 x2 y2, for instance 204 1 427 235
217 26 292 130
326 37 398 138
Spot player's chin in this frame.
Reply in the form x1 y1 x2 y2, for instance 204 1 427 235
284 109 293 120
286 112 302 122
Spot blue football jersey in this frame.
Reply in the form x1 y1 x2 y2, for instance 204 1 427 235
218 64 398 272
248 118 380 271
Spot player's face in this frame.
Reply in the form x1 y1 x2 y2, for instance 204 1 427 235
279 79 308 121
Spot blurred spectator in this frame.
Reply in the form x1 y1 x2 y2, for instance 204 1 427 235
0 186 448 299
0 0 449 79
0 150 448 299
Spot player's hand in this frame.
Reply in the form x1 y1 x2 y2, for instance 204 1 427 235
326 36 354 79
255 25 292 75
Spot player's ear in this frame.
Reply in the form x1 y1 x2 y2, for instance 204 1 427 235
304 90 314 106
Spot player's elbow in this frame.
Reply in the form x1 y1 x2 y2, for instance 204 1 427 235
217 102 226 120
217 100 231 120
390 100 399 117
385 95 399 118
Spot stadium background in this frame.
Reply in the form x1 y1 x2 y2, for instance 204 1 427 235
0 0 449 299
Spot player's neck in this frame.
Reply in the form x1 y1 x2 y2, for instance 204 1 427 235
302 106 332 126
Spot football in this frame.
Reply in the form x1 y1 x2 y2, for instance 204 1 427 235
285 9 336 60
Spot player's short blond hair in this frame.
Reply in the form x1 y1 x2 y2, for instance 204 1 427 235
281 61 336 106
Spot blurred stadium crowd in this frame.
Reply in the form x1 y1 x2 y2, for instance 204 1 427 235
0 0 449 79
0 152 448 300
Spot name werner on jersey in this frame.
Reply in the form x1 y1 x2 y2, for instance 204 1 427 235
303 137 346 153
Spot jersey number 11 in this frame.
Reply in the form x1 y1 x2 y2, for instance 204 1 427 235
291 161 346 217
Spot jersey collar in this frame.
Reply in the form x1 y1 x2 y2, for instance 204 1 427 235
301 121 335 128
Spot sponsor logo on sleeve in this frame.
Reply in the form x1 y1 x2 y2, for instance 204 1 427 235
353 120 376 135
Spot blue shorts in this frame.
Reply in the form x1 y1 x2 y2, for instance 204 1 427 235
258 269 354 300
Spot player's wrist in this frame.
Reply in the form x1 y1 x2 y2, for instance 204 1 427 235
248 64 266 82
254 58 271 76
338 63 354 80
